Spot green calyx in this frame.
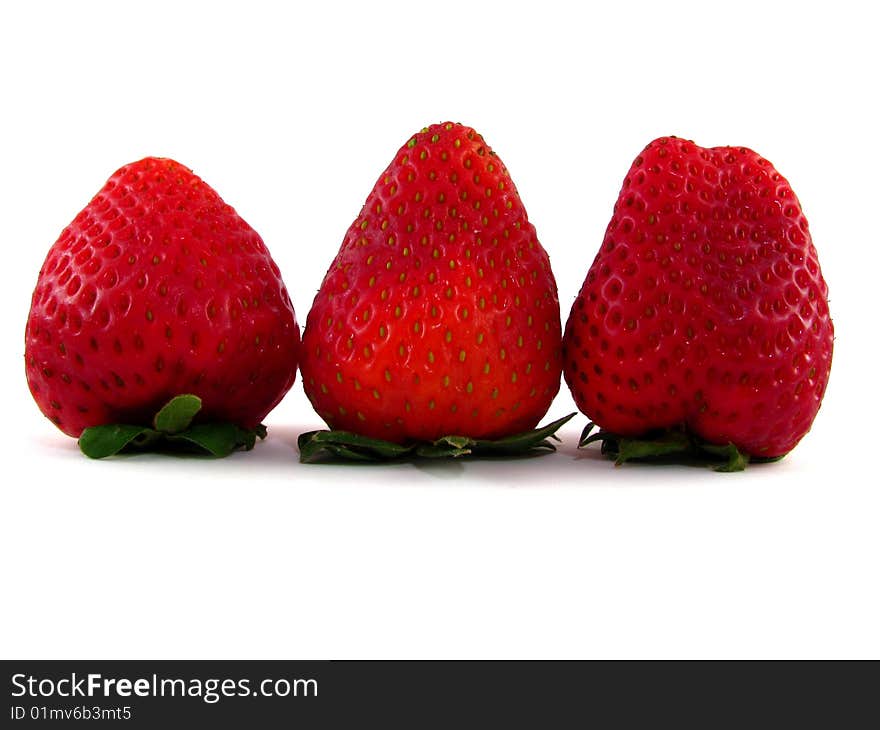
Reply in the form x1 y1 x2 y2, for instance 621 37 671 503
77 395 267 459
578 422 785 472
298 413 576 463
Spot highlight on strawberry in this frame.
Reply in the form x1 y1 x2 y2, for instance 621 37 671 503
298 122 571 462
24 157 301 458
562 137 834 471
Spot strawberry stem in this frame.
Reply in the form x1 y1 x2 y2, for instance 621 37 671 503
298 413 576 463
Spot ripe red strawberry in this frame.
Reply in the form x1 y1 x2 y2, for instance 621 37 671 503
299 122 563 449
25 157 300 446
563 137 833 464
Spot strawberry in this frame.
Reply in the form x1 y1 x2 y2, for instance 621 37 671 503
25 157 300 456
562 137 833 468
299 122 565 459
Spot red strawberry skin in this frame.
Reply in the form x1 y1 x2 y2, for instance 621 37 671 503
300 122 562 443
563 137 833 458
25 157 301 437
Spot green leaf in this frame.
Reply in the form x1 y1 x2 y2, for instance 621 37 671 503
153 394 203 434
613 431 693 465
468 413 576 456
169 422 259 457
577 422 769 472
298 430 415 463
313 443 385 461
77 393 266 459
750 453 786 464
78 424 159 459
700 442 750 472
579 422 597 447
415 438 473 458
297 413 576 463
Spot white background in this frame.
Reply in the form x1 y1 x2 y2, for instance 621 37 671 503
1 0 877 659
